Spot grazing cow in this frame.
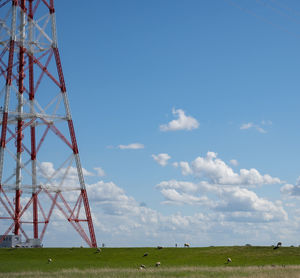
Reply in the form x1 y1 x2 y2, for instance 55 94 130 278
184 243 190 248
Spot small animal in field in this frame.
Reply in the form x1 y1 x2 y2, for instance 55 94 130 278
156 262 161 267
227 258 232 263
143 252 148 257
157 246 163 249
273 242 282 250
48 258 52 264
96 247 101 253
140 264 146 269
184 243 190 247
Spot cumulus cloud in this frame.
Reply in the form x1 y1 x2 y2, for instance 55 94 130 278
152 153 171 166
157 180 198 193
20 158 290 247
94 167 106 177
215 187 287 222
118 143 144 150
38 162 94 191
156 179 287 222
39 162 94 179
160 108 199 131
160 189 211 206
156 152 287 223
173 161 193 175
88 181 136 215
175 152 281 186
281 178 300 198
85 180 212 241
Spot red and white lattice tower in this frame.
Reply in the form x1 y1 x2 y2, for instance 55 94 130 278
0 0 97 247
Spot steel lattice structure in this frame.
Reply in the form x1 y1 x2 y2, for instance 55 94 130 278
0 0 97 247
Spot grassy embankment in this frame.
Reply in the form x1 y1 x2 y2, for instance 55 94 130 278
1 246 300 277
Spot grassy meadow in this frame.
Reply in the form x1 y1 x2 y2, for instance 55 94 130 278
1 246 300 277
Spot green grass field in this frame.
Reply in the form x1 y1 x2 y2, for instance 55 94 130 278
1 246 300 277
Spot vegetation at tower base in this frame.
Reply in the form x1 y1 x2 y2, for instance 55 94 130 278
1 246 300 277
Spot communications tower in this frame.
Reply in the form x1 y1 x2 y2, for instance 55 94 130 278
0 0 97 247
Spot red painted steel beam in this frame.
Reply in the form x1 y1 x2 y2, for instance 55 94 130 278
0 38 15 149
81 189 97 247
25 49 61 88
33 193 38 238
14 189 21 235
68 120 79 154
14 0 26 236
52 48 66 92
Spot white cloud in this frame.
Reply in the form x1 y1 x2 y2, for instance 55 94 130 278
39 162 56 177
118 143 144 150
155 152 286 224
23 180 290 247
176 161 193 176
281 178 300 198
175 152 281 186
152 153 171 166
94 167 106 177
157 180 198 192
256 127 267 134
230 159 238 166
240 121 271 134
39 162 94 180
38 162 94 192
215 186 287 222
160 189 211 206
83 180 227 246
156 179 287 222
160 108 199 131
23 159 291 247
240 122 254 130
88 181 135 215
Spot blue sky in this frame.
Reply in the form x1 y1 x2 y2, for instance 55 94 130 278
34 0 300 246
